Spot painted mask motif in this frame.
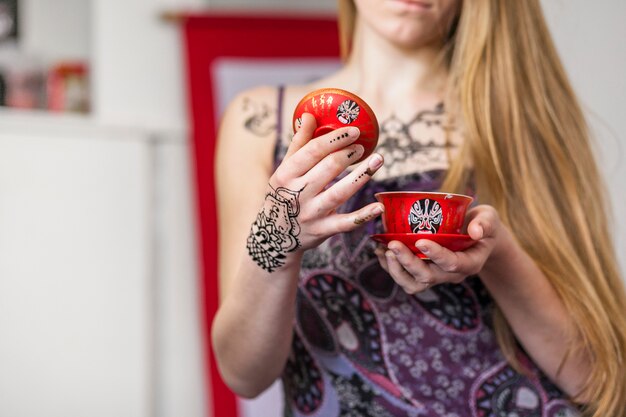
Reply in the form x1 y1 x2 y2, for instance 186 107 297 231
408 198 443 234
336 99 360 124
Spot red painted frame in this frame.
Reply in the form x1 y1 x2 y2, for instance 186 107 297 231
180 13 339 417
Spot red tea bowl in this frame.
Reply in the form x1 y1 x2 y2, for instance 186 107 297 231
374 191 473 235
292 88 379 164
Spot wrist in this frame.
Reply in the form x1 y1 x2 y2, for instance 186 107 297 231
246 222 303 273
281 249 305 270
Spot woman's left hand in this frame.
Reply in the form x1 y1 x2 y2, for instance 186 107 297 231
375 205 506 294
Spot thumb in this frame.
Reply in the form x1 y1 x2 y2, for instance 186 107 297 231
466 206 498 241
286 112 316 159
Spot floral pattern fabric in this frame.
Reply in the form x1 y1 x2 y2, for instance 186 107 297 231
273 102 580 417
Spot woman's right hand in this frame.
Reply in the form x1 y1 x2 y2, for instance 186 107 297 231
246 112 385 273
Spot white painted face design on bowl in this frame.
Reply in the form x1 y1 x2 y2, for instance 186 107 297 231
336 99 360 124
408 198 443 234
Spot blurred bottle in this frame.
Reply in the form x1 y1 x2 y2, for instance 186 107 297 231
3 57 46 109
47 61 89 113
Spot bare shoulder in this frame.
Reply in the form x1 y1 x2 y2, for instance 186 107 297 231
217 85 282 175
216 82 333 174
220 85 281 140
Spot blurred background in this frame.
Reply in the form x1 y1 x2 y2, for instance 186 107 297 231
0 1 624 417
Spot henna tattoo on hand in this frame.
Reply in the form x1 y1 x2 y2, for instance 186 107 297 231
330 132 349 144
242 97 278 137
354 212 377 225
247 185 304 272
352 168 375 184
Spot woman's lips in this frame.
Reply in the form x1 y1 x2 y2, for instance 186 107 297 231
391 0 433 10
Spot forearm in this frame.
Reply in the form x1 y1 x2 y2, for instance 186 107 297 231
479 227 590 397
212 252 303 398
213 105 385 397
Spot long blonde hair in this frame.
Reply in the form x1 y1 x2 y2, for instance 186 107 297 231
339 0 626 415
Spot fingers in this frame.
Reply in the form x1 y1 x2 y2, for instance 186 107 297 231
382 240 468 294
374 245 389 272
416 240 466 276
464 205 499 241
374 205 503 295
302 144 365 196
384 245 434 294
312 153 384 213
387 241 433 278
415 239 481 278
281 126 361 178
314 202 384 235
285 113 316 159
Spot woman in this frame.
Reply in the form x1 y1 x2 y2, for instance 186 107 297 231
212 0 626 415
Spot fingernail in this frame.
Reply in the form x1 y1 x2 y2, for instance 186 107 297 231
373 204 384 215
473 223 484 239
348 127 360 137
416 242 429 253
385 251 395 260
368 154 383 170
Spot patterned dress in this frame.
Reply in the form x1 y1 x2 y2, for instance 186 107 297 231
273 88 581 417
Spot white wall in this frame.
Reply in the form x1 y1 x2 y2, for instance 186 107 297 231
0 111 207 417
91 2 210 417
541 0 626 274
91 0 336 132
91 0 201 132
19 0 91 63
153 139 206 417
0 115 152 417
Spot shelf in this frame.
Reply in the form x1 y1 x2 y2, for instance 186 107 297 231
0 107 145 141
0 106 189 143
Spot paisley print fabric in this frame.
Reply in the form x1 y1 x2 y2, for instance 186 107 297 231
274 93 579 417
